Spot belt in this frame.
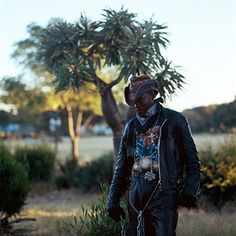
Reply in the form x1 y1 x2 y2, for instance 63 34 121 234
132 170 159 180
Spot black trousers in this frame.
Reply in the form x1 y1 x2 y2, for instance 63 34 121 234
128 177 178 236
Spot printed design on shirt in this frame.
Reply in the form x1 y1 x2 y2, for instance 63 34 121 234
135 125 160 160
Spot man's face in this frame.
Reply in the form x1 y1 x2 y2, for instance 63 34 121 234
134 92 155 116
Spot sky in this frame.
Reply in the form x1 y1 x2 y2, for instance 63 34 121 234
0 0 235 111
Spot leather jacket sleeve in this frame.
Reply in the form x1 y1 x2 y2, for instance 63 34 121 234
179 115 201 198
106 123 132 209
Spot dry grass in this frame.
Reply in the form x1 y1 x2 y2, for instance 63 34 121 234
10 193 236 236
10 189 100 235
177 208 236 236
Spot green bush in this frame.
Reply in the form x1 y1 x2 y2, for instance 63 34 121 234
200 138 236 210
63 184 130 236
56 152 113 191
0 144 30 222
75 152 114 191
55 159 78 190
14 144 56 182
55 175 71 189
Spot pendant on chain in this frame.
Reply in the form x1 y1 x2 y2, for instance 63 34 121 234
144 171 156 181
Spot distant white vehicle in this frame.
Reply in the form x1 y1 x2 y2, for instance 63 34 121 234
92 124 112 135
49 117 62 132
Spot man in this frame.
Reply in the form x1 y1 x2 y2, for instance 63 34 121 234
107 75 201 236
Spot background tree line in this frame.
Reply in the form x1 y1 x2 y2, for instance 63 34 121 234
1 95 235 134
183 97 236 133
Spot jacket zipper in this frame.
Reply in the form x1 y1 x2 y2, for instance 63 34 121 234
158 118 167 190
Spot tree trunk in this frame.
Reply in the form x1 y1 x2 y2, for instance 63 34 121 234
100 87 124 159
71 136 79 162
60 93 95 162
60 93 79 161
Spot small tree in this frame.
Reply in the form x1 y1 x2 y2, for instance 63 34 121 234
58 83 102 161
0 76 102 161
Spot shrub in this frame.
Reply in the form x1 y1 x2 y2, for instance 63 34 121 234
75 152 114 191
55 175 71 189
199 138 236 210
14 144 56 182
0 144 30 223
56 152 114 191
55 159 78 190
63 184 130 236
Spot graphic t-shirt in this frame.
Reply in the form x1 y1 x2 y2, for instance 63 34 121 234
135 125 160 161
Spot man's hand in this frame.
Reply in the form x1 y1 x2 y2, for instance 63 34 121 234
107 206 125 222
178 193 198 209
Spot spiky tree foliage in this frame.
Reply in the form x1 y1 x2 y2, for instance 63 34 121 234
13 8 185 156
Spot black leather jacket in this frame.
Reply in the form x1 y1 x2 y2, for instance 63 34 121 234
107 103 201 209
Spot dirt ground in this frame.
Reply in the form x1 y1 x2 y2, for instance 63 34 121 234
10 189 100 236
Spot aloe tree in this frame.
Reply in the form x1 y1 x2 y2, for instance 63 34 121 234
13 8 185 157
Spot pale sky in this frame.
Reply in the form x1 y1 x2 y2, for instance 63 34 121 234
0 0 235 111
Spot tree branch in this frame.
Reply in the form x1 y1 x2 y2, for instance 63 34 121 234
75 110 83 136
106 75 123 90
82 113 95 129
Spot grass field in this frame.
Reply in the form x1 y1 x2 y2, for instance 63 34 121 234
3 135 113 164
3 133 235 163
